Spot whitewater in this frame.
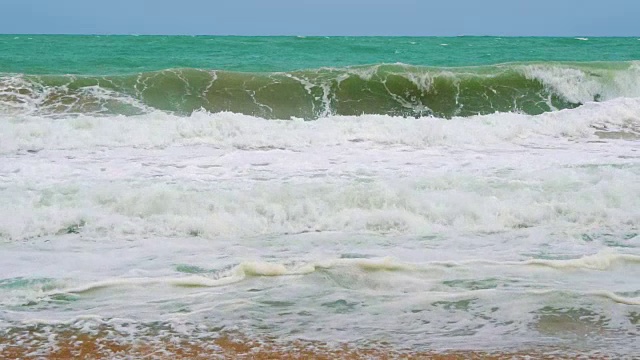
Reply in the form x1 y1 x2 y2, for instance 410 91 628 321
1 36 639 358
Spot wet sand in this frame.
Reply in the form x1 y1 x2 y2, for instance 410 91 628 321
0 332 610 359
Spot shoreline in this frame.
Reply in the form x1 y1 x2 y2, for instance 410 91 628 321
0 332 613 359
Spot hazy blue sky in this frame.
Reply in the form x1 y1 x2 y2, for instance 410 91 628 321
2 0 639 36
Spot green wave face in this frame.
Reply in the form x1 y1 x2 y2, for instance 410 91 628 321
2 62 639 119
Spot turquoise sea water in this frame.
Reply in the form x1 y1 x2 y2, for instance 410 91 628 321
3 36 640 119
1 36 639 357
3 36 640 74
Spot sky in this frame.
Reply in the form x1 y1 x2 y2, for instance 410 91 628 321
2 0 639 36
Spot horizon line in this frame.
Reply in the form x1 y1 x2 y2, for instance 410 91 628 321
3 33 640 38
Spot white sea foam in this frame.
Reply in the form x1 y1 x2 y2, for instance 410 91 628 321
524 251 640 270
589 290 640 305
0 97 638 241
62 275 245 294
1 97 639 154
13 252 635 301
0 74 149 117
6 253 635 311
1 160 638 241
521 62 640 103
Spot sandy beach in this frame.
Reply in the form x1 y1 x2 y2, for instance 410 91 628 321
1 333 603 359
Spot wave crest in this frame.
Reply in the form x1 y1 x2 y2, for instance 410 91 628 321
2 61 640 119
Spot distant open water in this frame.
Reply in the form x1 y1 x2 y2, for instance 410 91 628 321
0 36 639 357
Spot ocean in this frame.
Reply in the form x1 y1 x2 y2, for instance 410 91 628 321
1 35 639 358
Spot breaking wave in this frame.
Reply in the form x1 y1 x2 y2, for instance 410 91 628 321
2 61 640 119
